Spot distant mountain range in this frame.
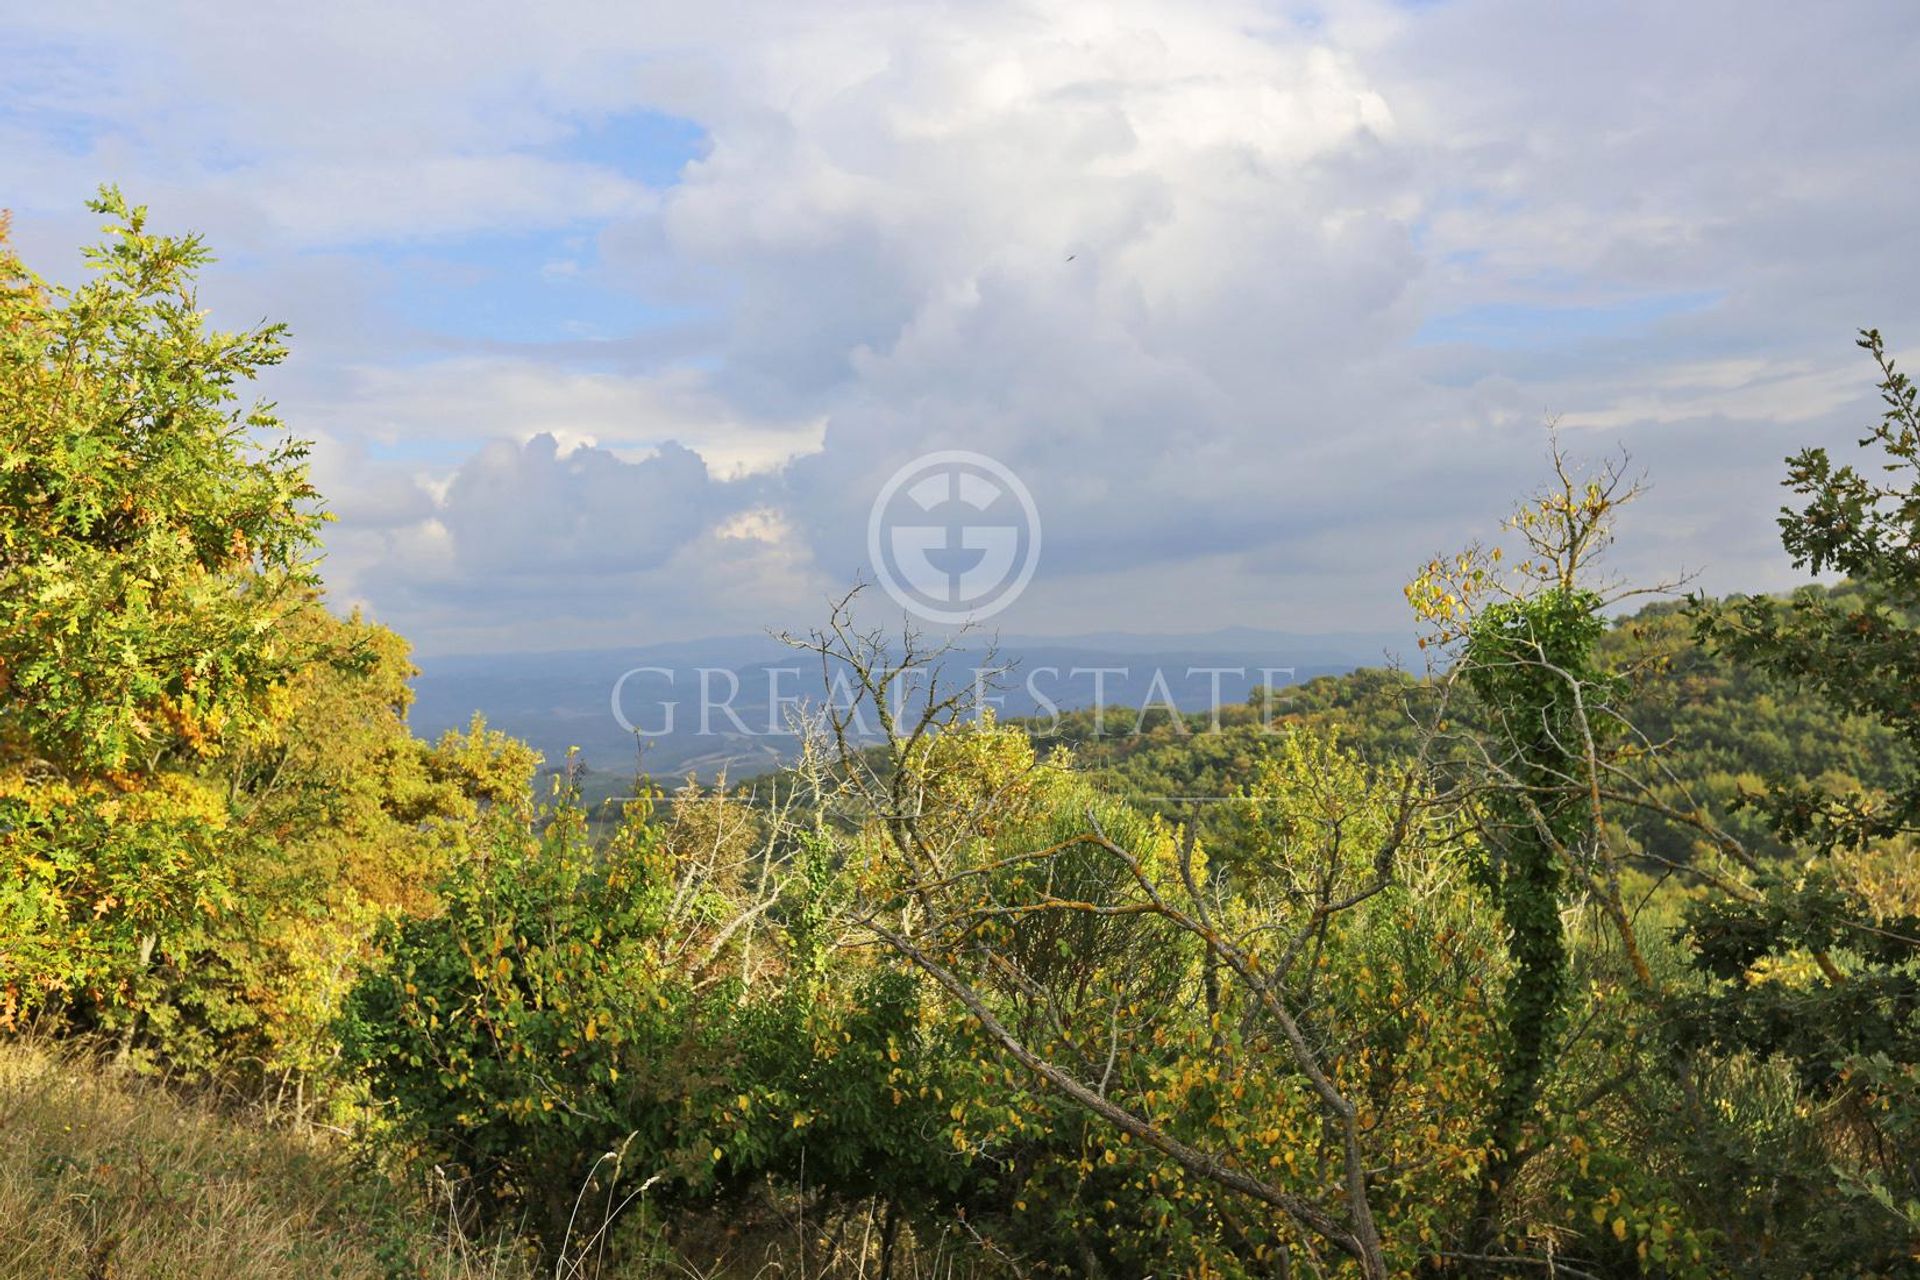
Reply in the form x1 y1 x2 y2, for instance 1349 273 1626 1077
407 627 1411 779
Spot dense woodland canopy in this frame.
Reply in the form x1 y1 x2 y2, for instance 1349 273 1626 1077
4 196 1919 1278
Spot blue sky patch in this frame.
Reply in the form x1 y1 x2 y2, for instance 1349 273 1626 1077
550 109 708 188
372 229 704 349
1415 291 1724 350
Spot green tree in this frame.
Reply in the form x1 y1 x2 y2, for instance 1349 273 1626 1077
340 773 957 1253
1407 444 1675 1269
1675 331 1920 1270
154 606 535 1086
1 190 323 1038
1693 329 1920 856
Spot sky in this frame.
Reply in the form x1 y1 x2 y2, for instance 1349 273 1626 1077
5 0 1918 654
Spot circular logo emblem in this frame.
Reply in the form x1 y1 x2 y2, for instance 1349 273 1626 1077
868 450 1041 624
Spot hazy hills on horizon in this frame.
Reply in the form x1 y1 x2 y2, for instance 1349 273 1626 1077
407 625 1411 779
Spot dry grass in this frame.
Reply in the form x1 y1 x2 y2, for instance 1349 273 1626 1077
0 1040 533 1280
0 1042 1008 1280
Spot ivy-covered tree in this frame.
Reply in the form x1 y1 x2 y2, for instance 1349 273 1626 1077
1407 444 1683 1270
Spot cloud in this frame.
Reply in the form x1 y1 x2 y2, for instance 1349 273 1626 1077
5 0 1918 650
438 434 718 575
294 359 823 470
323 431 834 649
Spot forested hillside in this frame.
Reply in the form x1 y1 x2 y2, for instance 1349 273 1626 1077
1028 586 1913 866
6 199 1920 1279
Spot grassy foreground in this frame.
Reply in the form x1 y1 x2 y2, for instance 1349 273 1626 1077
0 1042 999 1280
0 1042 534 1280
